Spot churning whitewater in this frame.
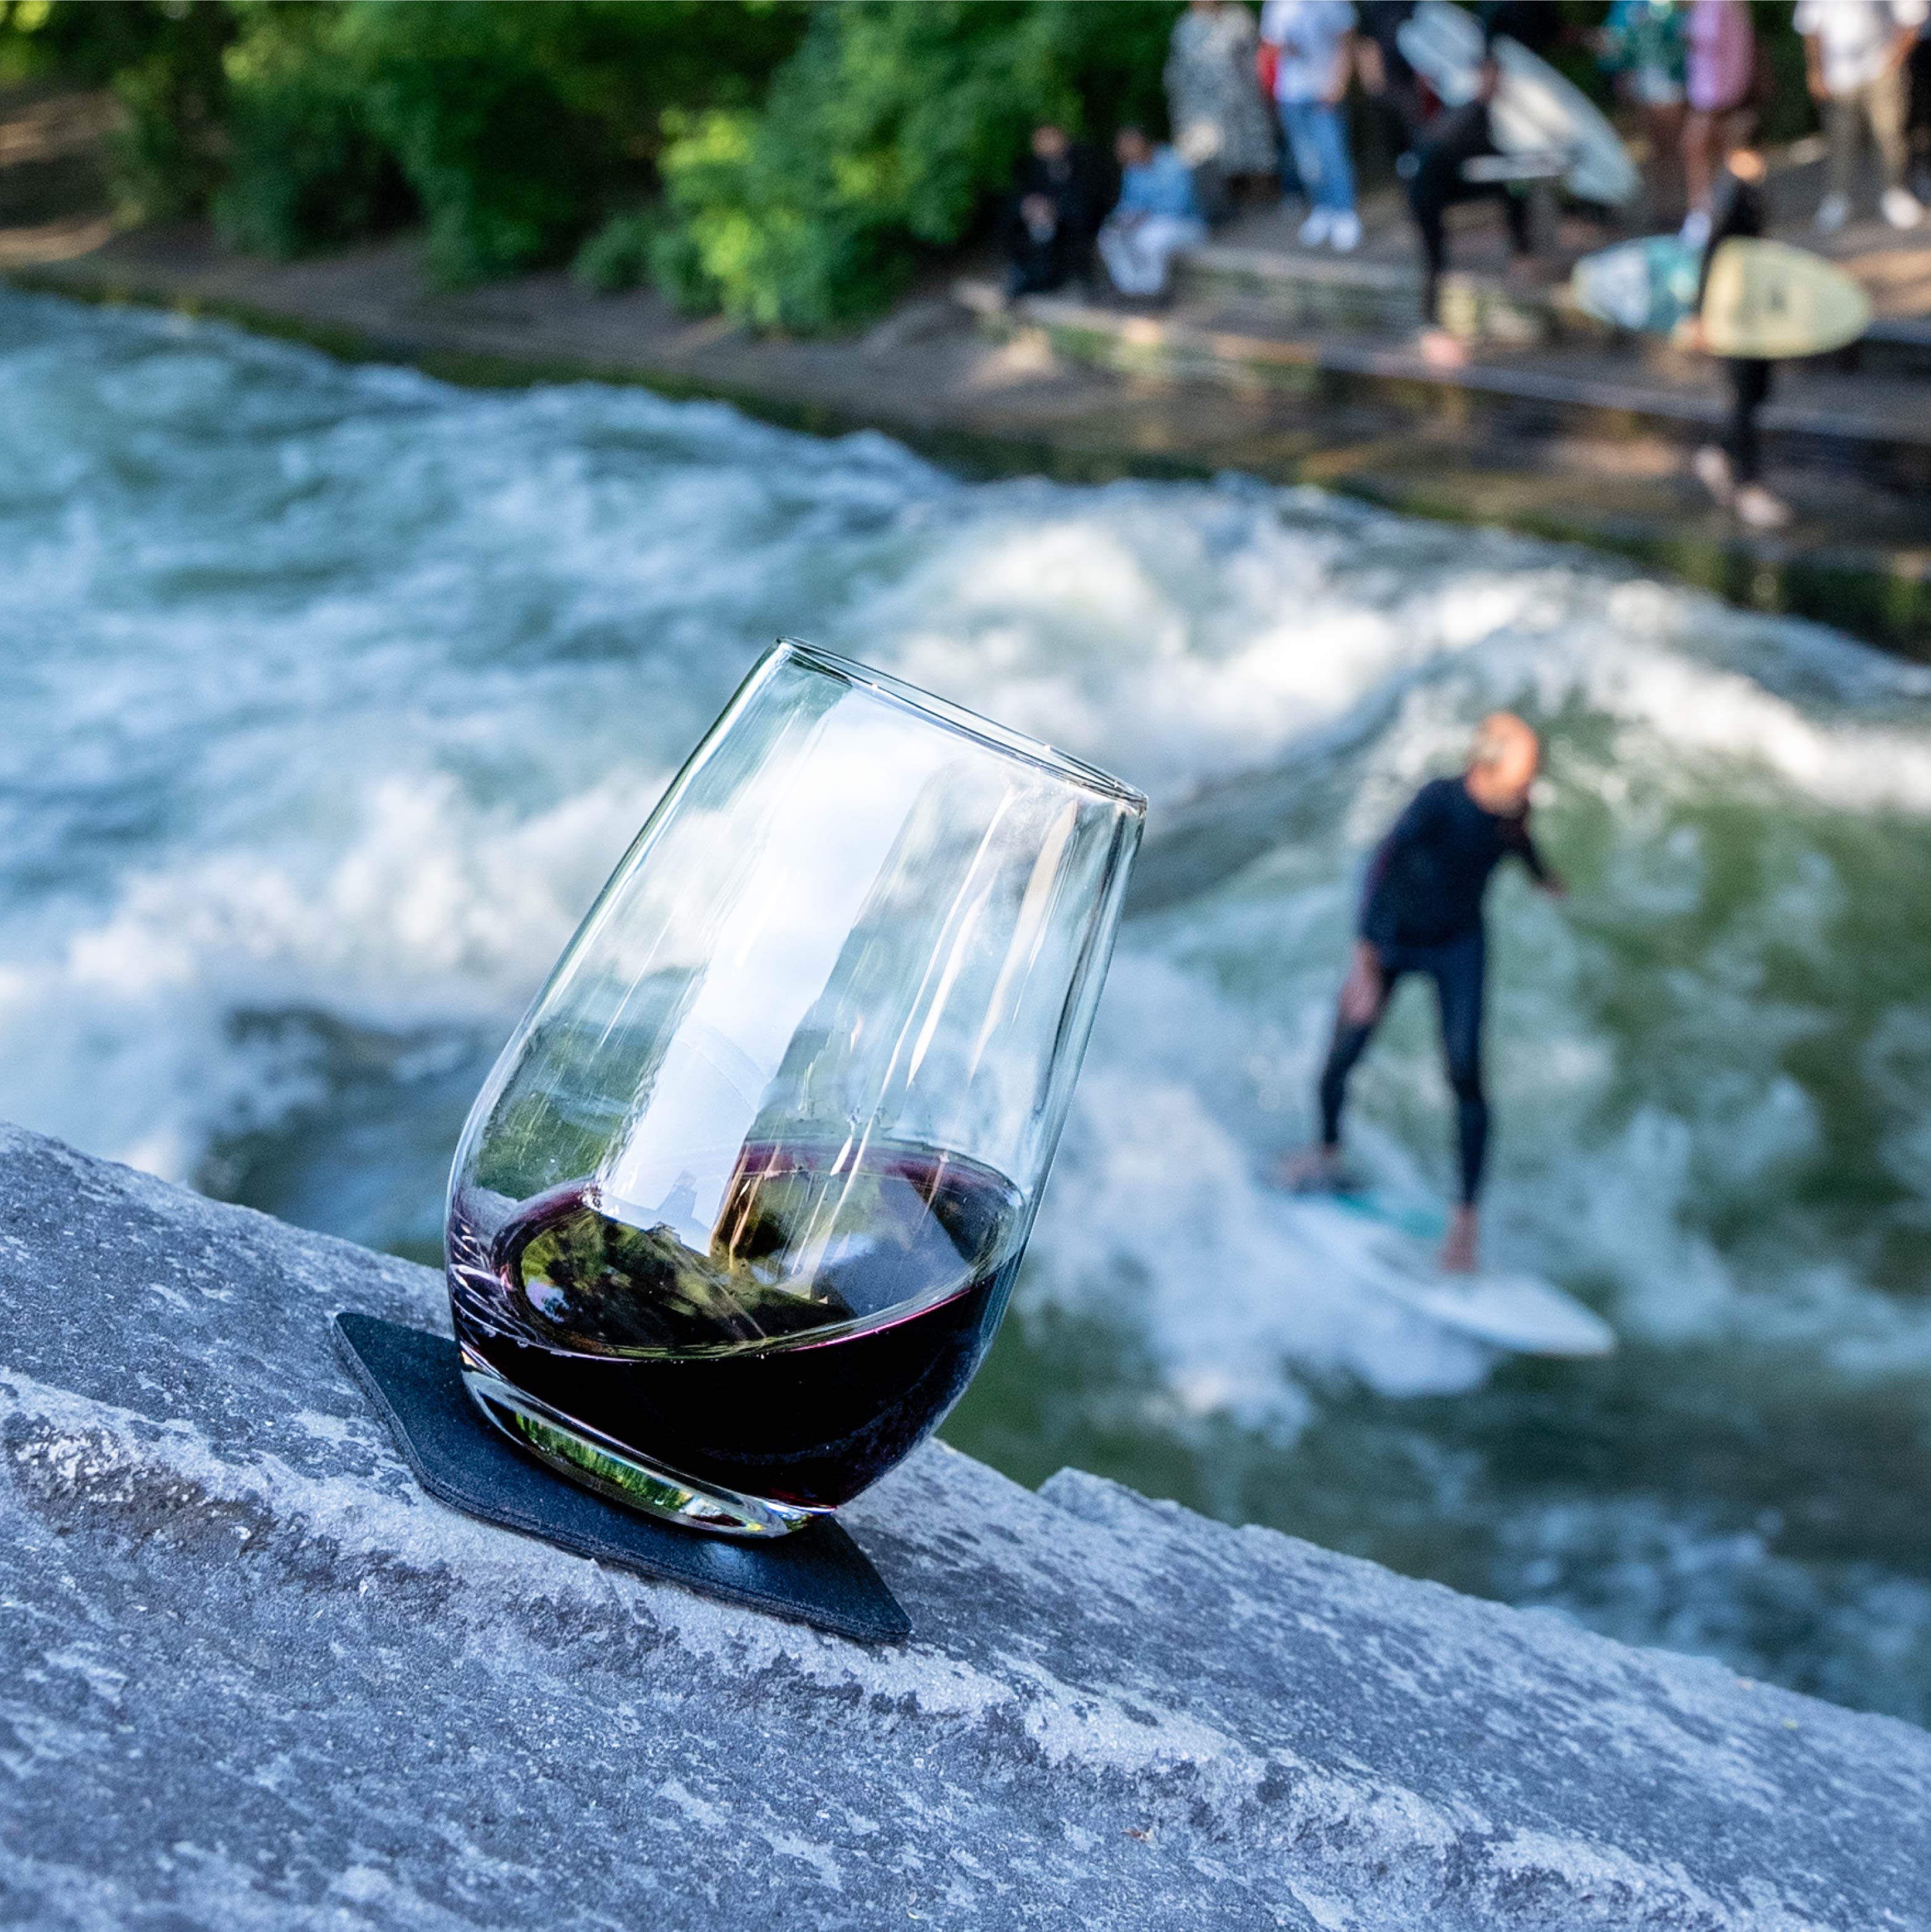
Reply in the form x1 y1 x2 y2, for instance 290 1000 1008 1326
5 291 1930 1720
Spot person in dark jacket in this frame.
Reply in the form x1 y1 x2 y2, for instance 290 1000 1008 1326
1281 713 1564 1274
1004 124 1104 299
1406 2 1561 366
1688 128 1790 530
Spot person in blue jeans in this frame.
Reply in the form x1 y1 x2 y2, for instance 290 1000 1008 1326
1261 0 1361 250
1280 714 1565 1274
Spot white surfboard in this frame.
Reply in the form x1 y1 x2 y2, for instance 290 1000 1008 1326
1490 36 1638 208
1398 1 1486 105
1398 2 1639 208
1279 1180 1617 1358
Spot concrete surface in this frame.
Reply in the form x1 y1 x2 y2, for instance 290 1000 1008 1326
1 1121 1928 1929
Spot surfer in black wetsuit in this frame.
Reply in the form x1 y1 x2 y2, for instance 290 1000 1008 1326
1281 713 1563 1274
1688 124 1790 532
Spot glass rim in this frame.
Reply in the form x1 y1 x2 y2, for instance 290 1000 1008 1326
770 637 1147 811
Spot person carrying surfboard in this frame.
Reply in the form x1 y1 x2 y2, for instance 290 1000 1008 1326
1686 128 1789 531
1279 712 1563 1275
1404 3 1559 368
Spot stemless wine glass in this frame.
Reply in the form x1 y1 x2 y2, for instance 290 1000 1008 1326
446 639 1143 1537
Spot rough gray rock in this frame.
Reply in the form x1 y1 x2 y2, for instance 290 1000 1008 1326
0 1121 1925 1931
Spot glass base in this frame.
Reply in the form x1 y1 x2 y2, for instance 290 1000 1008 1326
458 1352 823 1539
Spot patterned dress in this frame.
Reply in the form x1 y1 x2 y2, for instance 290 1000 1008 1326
1164 3 1279 175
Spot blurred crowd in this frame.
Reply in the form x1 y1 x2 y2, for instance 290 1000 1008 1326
1004 0 1931 313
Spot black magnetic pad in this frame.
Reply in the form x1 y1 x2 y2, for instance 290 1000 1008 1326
333 1311 910 1645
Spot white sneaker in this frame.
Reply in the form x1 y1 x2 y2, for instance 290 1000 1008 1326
1692 444 1734 508
1678 207 1711 250
1298 206 1332 248
1327 209 1362 253
1815 193 1850 235
1882 186 1923 230
1735 483 1792 530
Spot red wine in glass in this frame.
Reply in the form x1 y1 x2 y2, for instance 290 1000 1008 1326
449 1141 1025 1516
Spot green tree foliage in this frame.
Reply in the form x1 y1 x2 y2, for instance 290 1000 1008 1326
2 0 242 222
326 1 804 286
7 0 805 281
215 6 402 257
648 1 1176 331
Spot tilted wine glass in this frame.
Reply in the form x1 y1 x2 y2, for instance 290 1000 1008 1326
446 640 1144 1536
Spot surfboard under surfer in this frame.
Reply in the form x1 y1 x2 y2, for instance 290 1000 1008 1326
1278 713 1564 1275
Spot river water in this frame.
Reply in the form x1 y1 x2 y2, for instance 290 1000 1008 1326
7 290 1930 1722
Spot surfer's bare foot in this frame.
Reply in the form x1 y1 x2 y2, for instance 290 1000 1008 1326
1276 1145 1347 1192
1417 327 1469 370
1439 1206 1479 1274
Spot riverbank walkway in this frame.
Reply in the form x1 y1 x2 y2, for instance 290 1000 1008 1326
4 84 1927 652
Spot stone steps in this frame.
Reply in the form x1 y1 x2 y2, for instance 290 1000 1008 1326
1170 236 1610 349
953 279 1931 496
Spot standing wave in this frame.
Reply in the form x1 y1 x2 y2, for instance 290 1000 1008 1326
4 291 1930 1719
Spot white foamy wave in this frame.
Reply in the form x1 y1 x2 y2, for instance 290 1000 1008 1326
0 771 653 1181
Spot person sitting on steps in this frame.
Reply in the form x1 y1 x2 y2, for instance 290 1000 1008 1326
1278 713 1564 1276
1096 126 1209 303
1003 124 1103 301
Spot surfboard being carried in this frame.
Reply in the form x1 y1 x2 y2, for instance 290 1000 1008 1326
1398 1 1639 208
1571 234 1702 334
1701 237 1872 358
1572 235 1872 355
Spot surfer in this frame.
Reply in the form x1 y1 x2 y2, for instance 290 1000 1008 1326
1279 713 1563 1274
1687 126 1791 531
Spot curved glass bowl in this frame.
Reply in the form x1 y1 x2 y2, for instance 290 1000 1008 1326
446 640 1144 1536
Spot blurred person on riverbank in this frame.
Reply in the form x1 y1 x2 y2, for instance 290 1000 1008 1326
1688 127 1791 530
1280 714 1562 1276
1165 0 1279 213
1097 126 1207 300
1906 11 1931 200
1798 0 1926 232
1680 0 1757 247
1259 0 1362 251
1596 0 1689 229
1004 123 1102 300
1406 3 1566 368
1408 56 1526 367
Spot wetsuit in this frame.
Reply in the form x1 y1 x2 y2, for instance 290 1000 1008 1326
1318 775 1548 1204
1699 162 1770 485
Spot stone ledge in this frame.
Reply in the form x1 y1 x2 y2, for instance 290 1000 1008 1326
1 1120 1926 1929
954 278 1931 465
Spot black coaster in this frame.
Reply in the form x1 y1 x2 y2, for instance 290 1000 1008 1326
333 1311 910 1645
